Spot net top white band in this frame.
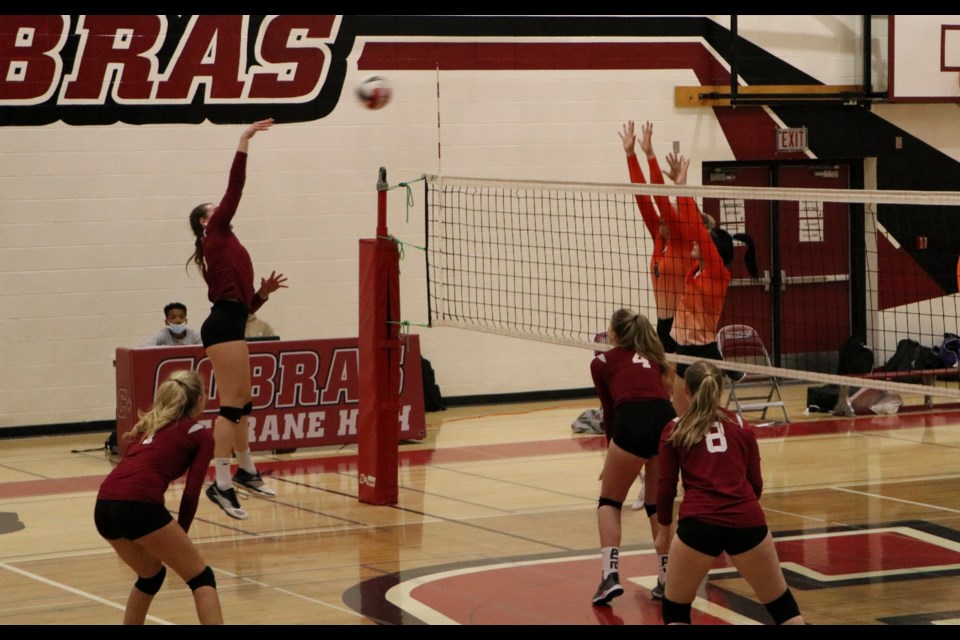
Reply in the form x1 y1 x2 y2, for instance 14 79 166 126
425 174 960 207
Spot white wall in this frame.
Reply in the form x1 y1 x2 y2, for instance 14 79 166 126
2 15 959 429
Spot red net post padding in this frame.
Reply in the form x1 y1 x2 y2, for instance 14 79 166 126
357 168 403 505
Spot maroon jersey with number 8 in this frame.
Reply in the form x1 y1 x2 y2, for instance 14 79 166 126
656 409 765 528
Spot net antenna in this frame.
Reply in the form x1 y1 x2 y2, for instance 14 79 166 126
424 173 960 408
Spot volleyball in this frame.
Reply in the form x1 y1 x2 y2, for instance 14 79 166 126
356 75 392 110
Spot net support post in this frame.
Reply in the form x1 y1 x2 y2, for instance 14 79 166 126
357 168 402 505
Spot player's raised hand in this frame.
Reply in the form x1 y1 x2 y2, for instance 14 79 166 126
618 121 637 156
638 121 655 159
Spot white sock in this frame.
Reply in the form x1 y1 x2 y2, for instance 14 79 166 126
601 547 620 578
658 554 669 585
214 458 233 490
236 449 257 474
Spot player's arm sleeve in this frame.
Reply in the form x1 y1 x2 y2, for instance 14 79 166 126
590 358 615 431
208 151 248 233
250 292 267 313
626 154 661 237
698 220 728 312
656 429 680 526
674 196 705 242
746 429 763 498
177 431 215 533
647 155 679 227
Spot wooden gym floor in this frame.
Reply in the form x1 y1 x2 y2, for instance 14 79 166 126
2 383 960 624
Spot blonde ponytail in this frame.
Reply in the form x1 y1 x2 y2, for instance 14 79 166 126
669 361 725 449
608 308 670 374
127 370 204 442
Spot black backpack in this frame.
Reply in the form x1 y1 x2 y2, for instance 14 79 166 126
105 430 118 455
838 335 874 375
883 338 942 380
421 357 446 412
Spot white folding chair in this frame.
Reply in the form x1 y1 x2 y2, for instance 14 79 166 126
717 324 790 424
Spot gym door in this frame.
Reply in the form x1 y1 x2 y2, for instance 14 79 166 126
703 163 851 368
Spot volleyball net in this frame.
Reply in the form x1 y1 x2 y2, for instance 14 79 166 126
424 173 960 403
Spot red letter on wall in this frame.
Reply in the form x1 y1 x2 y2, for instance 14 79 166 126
249 15 338 101
60 15 163 103
0 15 67 104
156 15 245 102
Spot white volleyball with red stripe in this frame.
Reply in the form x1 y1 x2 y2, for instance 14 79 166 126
356 75 392 110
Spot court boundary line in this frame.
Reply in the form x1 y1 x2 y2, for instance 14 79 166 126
0 561 173 625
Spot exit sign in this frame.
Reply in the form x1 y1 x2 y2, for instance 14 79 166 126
777 127 808 152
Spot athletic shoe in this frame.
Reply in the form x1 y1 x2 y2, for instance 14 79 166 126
650 579 666 600
206 483 248 520
729 369 747 383
592 572 624 606
233 468 277 497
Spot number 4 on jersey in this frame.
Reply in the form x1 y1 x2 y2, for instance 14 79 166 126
632 353 651 368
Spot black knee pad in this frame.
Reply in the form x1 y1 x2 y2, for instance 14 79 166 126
764 588 800 625
644 503 657 517
598 497 623 510
219 405 244 423
242 401 253 415
134 565 166 596
186 566 216 592
661 596 692 625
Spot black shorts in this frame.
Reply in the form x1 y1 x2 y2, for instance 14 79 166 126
94 499 173 541
201 300 248 348
676 516 768 557
674 341 724 378
611 399 677 459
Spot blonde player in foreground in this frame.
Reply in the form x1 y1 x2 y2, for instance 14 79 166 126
655 361 804 625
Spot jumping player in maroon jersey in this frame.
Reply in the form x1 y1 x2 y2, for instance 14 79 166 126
94 370 222 624
590 309 676 606
187 119 288 519
654 361 804 625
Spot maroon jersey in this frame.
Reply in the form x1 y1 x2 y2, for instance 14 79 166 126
98 417 214 532
656 409 765 528
202 151 265 313
590 346 671 431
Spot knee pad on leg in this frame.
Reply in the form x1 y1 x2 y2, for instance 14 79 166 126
134 565 166 596
661 596 692 625
186 566 217 592
644 503 657 517
242 401 253 416
219 405 244 423
598 497 623 510
764 588 800 625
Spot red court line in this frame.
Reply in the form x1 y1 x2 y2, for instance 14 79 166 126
2 410 958 500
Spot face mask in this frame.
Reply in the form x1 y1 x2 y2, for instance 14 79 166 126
167 323 188 336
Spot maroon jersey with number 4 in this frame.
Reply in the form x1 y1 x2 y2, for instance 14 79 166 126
97 417 214 533
590 346 671 431
656 409 765 528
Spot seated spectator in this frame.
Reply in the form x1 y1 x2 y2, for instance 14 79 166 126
245 313 277 339
143 302 202 346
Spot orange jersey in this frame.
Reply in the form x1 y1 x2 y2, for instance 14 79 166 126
673 197 730 346
626 154 695 319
